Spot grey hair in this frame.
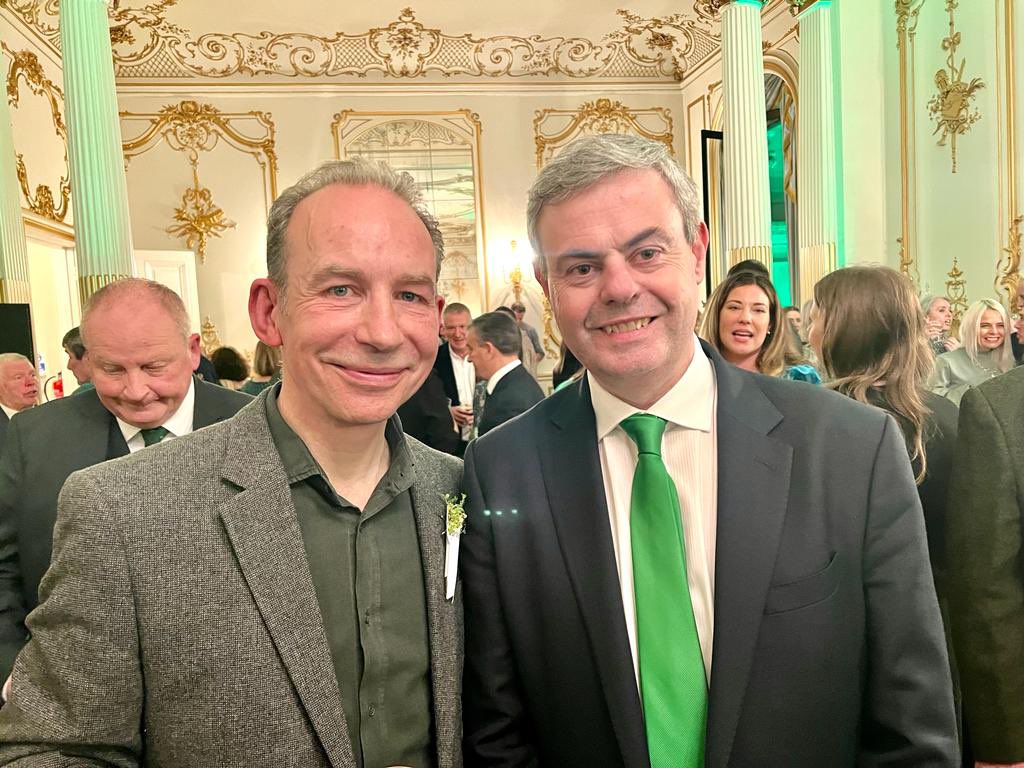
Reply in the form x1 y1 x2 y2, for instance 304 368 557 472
266 158 445 293
960 298 1015 372
0 352 31 371
527 134 701 275
470 312 522 357
920 294 949 316
81 278 191 344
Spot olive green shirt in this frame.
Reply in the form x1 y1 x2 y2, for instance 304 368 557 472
265 386 434 768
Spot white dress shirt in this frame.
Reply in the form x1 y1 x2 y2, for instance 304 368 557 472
116 378 196 454
450 346 476 440
589 338 718 685
485 359 521 395
0 403 18 421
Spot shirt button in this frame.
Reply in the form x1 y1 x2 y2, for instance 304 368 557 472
368 704 376 717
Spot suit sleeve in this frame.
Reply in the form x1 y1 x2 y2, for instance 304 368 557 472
946 387 1024 761
860 415 959 765
0 471 143 767
0 420 29 680
929 356 955 400
460 444 539 768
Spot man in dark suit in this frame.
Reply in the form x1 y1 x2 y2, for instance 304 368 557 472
461 134 957 767
434 302 475 455
466 311 543 437
947 367 1024 768
0 354 37 451
398 369 461 454
0 279 250 682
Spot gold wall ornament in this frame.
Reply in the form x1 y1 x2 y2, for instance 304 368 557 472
944 255 968 332
439 278 467 301
2 42 71 223
166 169 235 263
927 0 984 173
112 7 720 82
199 316 222 356
0 0 61 54
121 99 278 211
996 215 1023 307
895 0 924 281
541 296 561 359
533 98 674 168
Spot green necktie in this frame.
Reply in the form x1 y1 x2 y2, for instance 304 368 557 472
140 426 170 447
621 413 707 768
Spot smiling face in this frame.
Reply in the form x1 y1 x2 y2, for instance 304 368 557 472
927 297 953 332
536 168 708 407
977 307 1006 350
251 183 443 431
717 284 772 372
443 310 471 357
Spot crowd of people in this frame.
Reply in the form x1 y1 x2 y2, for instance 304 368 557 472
0 132 1019 767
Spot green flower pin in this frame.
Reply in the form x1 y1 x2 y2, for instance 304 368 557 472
444 493 467 536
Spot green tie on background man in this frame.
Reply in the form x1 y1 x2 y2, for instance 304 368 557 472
141 426 169 447
621 413 707 768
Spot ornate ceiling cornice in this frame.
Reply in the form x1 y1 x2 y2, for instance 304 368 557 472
1 2 724 82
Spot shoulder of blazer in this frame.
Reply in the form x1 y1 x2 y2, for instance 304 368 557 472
969 364 1024 416
193 377 253 427
406 435 463 490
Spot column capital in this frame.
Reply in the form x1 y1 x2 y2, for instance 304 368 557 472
697 0 763 18
787 0 831 17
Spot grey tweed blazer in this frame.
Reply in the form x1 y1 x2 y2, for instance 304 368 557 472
0 392 464 768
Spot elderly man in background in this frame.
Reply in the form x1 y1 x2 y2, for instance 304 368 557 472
0 159 463 768
0 355 36 450
0 278 250 686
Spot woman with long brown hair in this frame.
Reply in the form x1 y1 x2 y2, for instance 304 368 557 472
810 266 958 587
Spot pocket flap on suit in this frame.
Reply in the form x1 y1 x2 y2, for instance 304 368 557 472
763 552 839 615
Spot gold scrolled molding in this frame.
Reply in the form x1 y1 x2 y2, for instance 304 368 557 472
109 7 720 82
927 0 984 174
200 316 223 356
121 100 278 211
896 0 924 279
996 215 1022 307
166 171 236 264
996 0 1020 308
78 273 129 307
0 277 31 304
541 296 561 359
533 98 674 169
2 42 71 224
726 244 773 269
944 255 968 333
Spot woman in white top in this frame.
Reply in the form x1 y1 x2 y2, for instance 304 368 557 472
931 299 1014 405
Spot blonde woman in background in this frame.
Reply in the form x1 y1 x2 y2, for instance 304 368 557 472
699 270 789 377
931 299 1014 405
921 295 961 355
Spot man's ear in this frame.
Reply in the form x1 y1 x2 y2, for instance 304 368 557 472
186 333 202 369
250 278 284 347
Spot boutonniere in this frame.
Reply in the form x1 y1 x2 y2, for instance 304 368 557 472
443 493 466 602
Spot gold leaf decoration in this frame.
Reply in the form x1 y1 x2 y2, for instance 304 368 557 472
945 254 968 333
166 175 235 263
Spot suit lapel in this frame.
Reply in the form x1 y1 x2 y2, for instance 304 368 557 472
541 379 650 768
216 398 355 768
706 351 792 768
192 376 238 429
408 455 461 768
70 390 126 465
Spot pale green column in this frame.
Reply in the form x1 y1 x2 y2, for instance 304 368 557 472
797 0 839 302
721 0 773 269
60 0 133 305
0 56 31 304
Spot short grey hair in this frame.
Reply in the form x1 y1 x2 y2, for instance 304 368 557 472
527 134 702 275
0 352 31 372
266 158 445 293
81 278 191 344
470 312 522 357
919 294 948 316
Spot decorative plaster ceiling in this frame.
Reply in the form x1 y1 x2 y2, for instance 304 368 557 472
0 0 747 82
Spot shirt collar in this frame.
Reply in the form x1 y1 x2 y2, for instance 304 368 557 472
0 403 18 421
486 359 521 395
116 376 196 445
589 336 715 441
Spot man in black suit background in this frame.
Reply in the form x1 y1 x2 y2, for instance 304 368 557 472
460 134 957 767
433 302 475 455
0 354 37 452
0 278 250 682
466 312 543 437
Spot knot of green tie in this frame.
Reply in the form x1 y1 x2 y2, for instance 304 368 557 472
140 426 169 447
620 413 667 457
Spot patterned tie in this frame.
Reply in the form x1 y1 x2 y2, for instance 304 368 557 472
470 381 488 440
620 413 706 768
140 426 170 447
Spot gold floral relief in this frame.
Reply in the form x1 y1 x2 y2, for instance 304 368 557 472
945 255 968 332
199 316 222 356
927 0 984 173
1 42 70 223
533 98 674 168
110 7 720 81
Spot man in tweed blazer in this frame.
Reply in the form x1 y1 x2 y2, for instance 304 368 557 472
0 159 463 767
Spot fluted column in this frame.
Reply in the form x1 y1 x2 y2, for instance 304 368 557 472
60 0 133 305
722 0 773 269
0 57 31 304
796 0 838 302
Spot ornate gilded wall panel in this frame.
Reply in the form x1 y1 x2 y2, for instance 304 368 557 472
120 100 277 262
2 41 70 224
533 98 674 168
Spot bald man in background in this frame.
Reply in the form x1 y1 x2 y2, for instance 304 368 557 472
0 355 36 452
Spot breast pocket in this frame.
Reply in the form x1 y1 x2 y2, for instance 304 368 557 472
763 552 840 615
